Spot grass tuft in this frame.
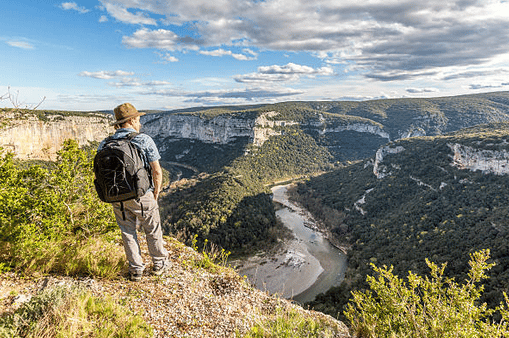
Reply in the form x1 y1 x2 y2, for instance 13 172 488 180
242 307 340 338
13 236 125 279
0 284 152 338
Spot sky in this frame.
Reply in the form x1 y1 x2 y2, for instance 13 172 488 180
2 0 509 111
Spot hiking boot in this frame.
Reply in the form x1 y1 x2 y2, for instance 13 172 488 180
152 260 170 276
130 272 143 282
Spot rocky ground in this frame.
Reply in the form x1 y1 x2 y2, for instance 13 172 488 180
0 236 350 337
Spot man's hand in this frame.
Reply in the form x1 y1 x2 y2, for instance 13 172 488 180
150 160 163 200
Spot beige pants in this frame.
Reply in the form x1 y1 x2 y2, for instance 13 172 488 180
112 191 168 274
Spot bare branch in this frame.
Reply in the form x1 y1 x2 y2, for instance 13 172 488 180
1 86 46 112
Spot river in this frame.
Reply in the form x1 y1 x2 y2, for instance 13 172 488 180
234 185 347 304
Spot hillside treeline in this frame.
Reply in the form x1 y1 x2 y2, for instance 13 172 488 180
289 123 509 319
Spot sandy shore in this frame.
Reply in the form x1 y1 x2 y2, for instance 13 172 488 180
235 230 324 299
234 185 335 299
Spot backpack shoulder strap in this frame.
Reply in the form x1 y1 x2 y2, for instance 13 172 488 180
126 132 140 140
124 132 152 173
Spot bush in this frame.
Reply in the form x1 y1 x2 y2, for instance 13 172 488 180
0 140 122 276
345 249 509 338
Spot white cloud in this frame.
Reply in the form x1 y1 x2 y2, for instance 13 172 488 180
155 52 179 63
122 28 199 50
109 78 172 87
406 88 439 94
199 49 230 57
259 63 333 76
109 78 143 87
235 73 299 83
442 68 509 81
235 63 334 83
146 86 303 104
469 82 509 90
78 70 134 79
7 41 34 50
146 80 171 86
60 2 90 14
99 0 509 83
103 3 157 25
99 15 109 23
199 48 257 61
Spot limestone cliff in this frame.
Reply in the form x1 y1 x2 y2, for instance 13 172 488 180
373 144 406 179
142 110 389 148
449 143 509 175
3 91 509 164
0 111 112 160
141 111 294 148
370 141 509 181
318 123 390 140
142 113 255 145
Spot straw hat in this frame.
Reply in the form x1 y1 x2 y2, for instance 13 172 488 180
111 103 145 126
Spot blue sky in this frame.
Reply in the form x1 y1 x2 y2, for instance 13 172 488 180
2 0 509 111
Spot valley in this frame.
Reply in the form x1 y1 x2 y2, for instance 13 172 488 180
297 123 509 319
3 91 509 323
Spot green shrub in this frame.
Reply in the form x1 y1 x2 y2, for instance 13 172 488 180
345 249 509 338
0 140 120 276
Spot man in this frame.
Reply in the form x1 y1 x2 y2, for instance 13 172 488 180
98 103 169 281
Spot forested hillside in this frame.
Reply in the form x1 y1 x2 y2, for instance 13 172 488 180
160 128 333 250
289 122 509 319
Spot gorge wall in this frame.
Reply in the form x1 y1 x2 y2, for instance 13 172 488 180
0 111 112 160
449 143 509 175
142 111 390 147
4 92 509 163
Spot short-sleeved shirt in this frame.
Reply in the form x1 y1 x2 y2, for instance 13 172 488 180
97 128 161 164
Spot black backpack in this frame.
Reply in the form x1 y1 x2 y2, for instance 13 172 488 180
93 132 152 204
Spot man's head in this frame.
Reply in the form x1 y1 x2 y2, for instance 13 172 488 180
112 103 145 130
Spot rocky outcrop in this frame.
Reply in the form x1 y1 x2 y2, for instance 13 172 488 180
0 113 112 160
448 143 509 175
142 114 256 145
373 145 406 179
354 188 374 215
317 123 390 140
143 110 391 150
142 111 298 148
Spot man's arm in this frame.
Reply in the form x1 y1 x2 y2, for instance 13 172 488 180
150 160 163 200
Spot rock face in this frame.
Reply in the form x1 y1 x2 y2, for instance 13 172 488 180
449 143 509 175
142 111 293 147
370 141 509 181
143 111 390 147
318 123 390 140
373 145 406 179
0 113 112 160
142 113 256 145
